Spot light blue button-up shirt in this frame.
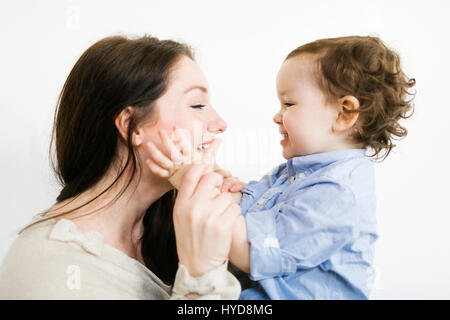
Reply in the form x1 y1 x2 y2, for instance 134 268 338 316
238 149 378 300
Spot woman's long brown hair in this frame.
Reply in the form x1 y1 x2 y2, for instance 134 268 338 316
23 35 193 285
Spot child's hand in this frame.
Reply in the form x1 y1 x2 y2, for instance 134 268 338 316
212 164 246 203
144 128 219 189
212 164 246 193
221 177 247 193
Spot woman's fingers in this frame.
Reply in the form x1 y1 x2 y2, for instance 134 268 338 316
223 202 241 218
177 163 210 200
214 167 232 179
146 141 174 170
218 203 242 227
206 192 235 216
192 171 224 200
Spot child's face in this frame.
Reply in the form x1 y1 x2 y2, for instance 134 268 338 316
274 55 339 159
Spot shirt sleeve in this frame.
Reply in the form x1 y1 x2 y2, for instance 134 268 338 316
170 260 241 300
245 179 359 281
239 164 285 216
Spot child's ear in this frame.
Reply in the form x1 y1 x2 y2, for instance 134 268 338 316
114 106 144 147
332 96 360 133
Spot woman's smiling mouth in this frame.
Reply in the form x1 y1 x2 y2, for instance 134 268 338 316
196 139 214 151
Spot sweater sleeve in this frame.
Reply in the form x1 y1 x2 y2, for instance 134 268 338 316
170 260 241 300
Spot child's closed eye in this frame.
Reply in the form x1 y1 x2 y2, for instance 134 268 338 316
284 102 294 107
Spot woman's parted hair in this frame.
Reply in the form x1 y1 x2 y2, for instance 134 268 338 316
36 35 193 285
286 35 416 161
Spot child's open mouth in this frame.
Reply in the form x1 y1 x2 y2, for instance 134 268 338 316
280 132 289 144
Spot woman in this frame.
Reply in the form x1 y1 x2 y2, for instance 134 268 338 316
0 35 241 299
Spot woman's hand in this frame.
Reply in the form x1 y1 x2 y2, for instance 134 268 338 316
173 163 242 277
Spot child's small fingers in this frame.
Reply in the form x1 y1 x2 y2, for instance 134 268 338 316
230 185 242 193
230 182 247 192
146 142 174 170
221 181 231 192
159 130 183 164
175 129 193 159
145 159 170 177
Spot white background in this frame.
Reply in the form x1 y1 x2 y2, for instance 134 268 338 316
1 0 449 299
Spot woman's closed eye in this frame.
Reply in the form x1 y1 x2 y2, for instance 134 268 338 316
284 102 294 107
191 104 206 109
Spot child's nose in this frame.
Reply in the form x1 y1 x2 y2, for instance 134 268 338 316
273 110 282 125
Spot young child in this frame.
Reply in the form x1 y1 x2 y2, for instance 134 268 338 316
145 35 415 299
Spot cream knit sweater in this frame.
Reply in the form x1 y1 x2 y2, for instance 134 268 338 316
0 214 241 300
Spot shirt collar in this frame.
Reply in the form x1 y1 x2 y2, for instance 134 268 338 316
286 148 367 177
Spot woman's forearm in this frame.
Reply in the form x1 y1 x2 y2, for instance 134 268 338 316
229 214 250 273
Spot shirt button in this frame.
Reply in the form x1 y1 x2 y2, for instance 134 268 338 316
289 176 295 183
257 199 266 205
298 172 306 178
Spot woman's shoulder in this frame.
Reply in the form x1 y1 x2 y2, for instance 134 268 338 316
0 217 75 298
3 215 60 263
0 215 170 299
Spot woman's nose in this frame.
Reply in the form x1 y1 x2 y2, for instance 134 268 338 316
208 109 227 134
209 116 227 134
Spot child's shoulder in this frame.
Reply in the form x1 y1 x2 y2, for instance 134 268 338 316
323 154 373 175
315 155 375 192
268 161 288 176
256 162 288 182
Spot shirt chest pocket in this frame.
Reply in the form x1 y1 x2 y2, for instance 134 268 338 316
253 189 283 210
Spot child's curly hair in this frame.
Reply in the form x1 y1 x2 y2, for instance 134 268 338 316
286 35 416 161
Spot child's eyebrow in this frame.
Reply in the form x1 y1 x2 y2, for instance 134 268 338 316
277 88 293 96
277 91 292 99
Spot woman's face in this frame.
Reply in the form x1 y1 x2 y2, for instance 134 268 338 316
136 55 227 167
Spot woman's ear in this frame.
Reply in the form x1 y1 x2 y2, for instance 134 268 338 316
114 106 144 147
332 95 360 133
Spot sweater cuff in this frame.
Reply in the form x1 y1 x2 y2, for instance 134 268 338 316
170 260 241 300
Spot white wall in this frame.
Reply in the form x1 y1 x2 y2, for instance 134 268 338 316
1 0 449 299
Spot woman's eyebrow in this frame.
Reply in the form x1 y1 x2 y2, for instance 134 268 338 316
184 85 208 94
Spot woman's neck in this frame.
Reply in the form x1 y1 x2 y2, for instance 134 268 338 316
48 159 173 263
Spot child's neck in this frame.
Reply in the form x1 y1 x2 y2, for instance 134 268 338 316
297 142 366 158
326 142 365 153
